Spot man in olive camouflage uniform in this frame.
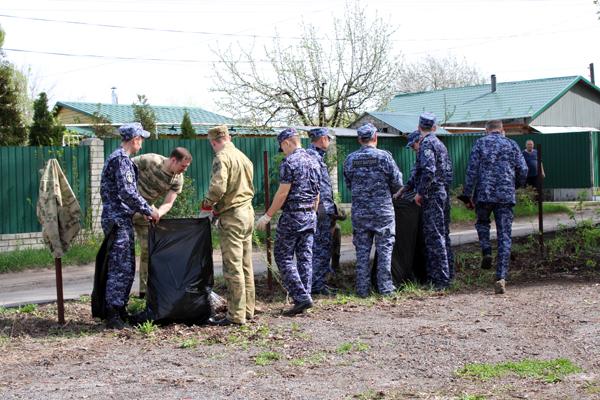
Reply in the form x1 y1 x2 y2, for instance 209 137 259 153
202 125 256 326
132 147 192 297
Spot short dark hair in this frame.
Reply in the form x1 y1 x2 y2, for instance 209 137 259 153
170 147 192 161
358 136 376 145
420 126 433 133
485 120 503 132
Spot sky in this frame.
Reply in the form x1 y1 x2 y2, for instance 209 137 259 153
1 0 599 116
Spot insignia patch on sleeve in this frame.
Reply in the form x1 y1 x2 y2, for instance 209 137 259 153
424 149 433 158
126 171 134 183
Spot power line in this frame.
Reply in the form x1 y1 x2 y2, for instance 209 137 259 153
3 48 269 63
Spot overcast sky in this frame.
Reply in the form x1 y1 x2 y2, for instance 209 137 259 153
2 0 599 115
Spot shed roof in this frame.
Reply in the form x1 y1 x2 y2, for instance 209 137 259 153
355 111 450 134
56 101 235 125
384 76 600 124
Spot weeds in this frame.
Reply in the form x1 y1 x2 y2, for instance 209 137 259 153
180 338 199 349
254 351 281 366
127 297 146 314
457 358 581 383
336 341 369 354
290 351 327 367
137 320 158 336
0 304 38 315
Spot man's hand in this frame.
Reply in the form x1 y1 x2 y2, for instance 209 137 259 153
415 193 423 206
199 204 214 220
393 187 405 200
149 208 160 222
466 199 475 210
256 214 271 232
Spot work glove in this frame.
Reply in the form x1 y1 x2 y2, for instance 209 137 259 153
256 214 271 232
199 205 214 221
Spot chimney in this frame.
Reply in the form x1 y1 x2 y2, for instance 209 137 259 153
111 87 118 104
491 75 497 93
590 63 595 85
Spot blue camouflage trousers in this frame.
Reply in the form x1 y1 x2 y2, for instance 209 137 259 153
274 212 315 305
102 218 135 308
422 193 450 288
311 214 333 292
444 193 454 280
475 202 514 280
352 218 396 297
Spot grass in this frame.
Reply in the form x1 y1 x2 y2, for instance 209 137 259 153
136 320 158 336
290 351 327 367
180 338 199 349
0 304 38 315
457 358 581 383
254 351 281 366
336 341 370 354
450 202 571 223
127 296 146 314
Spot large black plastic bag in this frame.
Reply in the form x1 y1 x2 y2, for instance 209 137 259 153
146 218 214 324
371 194 427 287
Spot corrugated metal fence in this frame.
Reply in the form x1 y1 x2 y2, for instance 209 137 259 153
0 146 89 234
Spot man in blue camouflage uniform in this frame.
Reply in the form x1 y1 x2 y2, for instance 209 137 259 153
100 122 159 329
411 113 452 290
256 128 321 315
462 120 528 294
343 123 403 297
306 127 336 296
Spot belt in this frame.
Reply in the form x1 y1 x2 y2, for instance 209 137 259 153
285 207 314 212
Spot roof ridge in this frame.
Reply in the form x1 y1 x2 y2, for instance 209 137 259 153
393 75 580 99
57 100 217 111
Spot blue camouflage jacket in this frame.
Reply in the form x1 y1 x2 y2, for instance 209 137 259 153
343 145 403 222
100 147 153 221
463 132 528 205
413 133 451 197
306 144 335 215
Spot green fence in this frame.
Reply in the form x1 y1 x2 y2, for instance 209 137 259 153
0 146 89 234
105 131 598 207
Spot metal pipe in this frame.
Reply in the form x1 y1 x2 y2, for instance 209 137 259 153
491 74 497 92
263 151 273 294
55 257 65 324
537 143 544 257
590 63 595 85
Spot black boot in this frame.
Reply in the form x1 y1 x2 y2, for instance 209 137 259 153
106 306 127 330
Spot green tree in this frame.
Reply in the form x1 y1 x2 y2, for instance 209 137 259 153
132 94 157 138
29 92 64 146
0 26 28 145
180 109 195 139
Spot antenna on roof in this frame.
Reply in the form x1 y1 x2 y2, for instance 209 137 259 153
111 87 118 105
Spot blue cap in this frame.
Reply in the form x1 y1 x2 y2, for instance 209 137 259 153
277 127 298 144
357 123 377 139
406 130 421 149
419 112 436 129
308 127 332 140
119 122 151 141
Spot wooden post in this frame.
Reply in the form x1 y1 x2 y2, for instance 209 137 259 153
537 143 544 257
55 257 65 324
263 151 273 294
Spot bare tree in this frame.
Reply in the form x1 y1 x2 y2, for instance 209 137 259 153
211 2 401 127
393 55 486 95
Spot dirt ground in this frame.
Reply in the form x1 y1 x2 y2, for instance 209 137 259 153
3 229 600 400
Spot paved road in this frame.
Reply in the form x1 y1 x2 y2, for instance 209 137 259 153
1 208 598 307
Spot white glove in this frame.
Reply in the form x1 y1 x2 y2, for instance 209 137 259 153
256 214 272 231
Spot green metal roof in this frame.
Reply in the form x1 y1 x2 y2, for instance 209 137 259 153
363 111 450 134
158 125 276 136
64 126 95 137
383 76 600 124
56 101 235 125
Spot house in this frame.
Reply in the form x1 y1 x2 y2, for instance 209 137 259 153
348 112 451 135
382 75 600 134
55 101 276 141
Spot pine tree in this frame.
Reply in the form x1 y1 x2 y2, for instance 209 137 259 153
132 94 157 138
180 109 195 139
29 92 64 146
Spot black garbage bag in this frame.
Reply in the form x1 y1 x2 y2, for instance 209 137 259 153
371 193 427 288
146 218 214 324
91 224 117 320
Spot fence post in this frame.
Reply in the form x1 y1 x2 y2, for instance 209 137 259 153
537 143 544 257
263 151 273 294
80 138 104 234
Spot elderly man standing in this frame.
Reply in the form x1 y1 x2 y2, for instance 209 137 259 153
256 128 321 316
343 123 403 298
412 113 452 291
306 127 336 296
100 123 159 329
132 147 193 298
462 120 528 294
202 125 255 326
